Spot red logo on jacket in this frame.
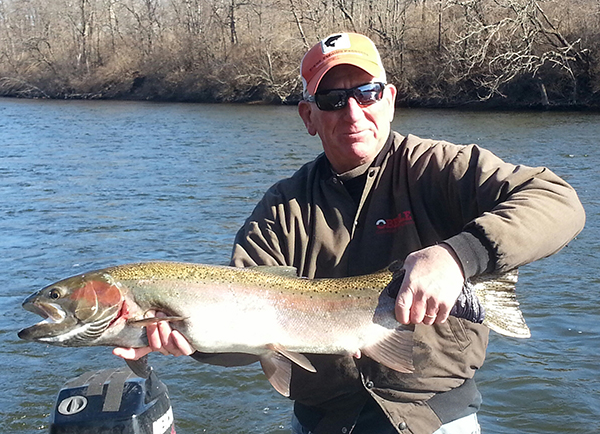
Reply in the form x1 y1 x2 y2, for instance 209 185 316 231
375 211 413 234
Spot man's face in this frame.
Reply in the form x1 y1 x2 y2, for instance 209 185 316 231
299 65 397 173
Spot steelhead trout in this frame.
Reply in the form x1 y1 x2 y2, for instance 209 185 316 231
18 262 530 396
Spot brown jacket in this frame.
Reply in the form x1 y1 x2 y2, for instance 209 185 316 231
230 132 585 434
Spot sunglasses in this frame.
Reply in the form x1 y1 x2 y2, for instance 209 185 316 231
307 82 386 111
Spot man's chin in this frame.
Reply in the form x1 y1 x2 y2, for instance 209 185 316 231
344 138 381 158
331 145 380 172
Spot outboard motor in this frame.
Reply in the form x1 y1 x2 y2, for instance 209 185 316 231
49 367 175 434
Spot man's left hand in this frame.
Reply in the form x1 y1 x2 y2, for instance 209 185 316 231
395 245 464 325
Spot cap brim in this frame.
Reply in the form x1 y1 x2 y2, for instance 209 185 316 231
305 57 384 96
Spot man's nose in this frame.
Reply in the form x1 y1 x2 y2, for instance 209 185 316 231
343 96 366 120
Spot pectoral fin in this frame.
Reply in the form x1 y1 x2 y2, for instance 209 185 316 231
125 354 152 378
361 327 414 373
127 316 187 327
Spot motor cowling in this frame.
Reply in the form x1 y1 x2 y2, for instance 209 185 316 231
49 367 175 434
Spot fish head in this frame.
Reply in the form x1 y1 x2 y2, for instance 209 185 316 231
18 271 125 346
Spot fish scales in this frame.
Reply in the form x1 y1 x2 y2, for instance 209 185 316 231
110 264 396 354
108 262 390 294
18 261 530 396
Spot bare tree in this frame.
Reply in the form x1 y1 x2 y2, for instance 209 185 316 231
447 0 589 102
0 0 597 105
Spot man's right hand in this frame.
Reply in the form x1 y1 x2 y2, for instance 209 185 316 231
112 311 195 360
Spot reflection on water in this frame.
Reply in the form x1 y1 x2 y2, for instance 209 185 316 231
1 98 599 433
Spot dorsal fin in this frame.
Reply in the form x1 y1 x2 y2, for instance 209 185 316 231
249 266 298 277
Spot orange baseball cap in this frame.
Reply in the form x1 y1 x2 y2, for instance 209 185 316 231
301 32 386 98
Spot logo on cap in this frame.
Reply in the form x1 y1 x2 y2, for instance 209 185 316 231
321 34 351 53
301 32 386 97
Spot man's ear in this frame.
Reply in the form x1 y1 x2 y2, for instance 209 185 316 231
385 84 398 123
298 101 318 136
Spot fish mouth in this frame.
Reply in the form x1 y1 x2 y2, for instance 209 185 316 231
18 299 71 342
23 300 67 323
18 297 123 345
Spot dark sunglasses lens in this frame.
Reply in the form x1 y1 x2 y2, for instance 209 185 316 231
315 90 347 111
354 83 384 105
314 83 385 111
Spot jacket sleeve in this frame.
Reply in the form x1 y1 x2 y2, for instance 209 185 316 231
230 183 291 268
416 141 586 274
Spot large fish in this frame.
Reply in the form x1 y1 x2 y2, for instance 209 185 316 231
18 262 530 396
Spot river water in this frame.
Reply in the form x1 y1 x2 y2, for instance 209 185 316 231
1 98 598 433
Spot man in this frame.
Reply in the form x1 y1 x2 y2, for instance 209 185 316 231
115 33 585 434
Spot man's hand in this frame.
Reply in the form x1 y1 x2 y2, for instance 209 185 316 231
112 311 195 360
395 244 464 325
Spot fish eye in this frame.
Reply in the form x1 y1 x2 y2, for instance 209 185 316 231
49 288 61 300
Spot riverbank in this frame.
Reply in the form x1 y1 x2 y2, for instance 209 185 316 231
2 0 599 110
3 73 599 111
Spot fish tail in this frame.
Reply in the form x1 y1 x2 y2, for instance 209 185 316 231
471 269 531 338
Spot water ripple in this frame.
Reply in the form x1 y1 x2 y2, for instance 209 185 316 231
2 99 599 433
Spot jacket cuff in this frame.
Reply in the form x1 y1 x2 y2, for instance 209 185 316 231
443 229 494 278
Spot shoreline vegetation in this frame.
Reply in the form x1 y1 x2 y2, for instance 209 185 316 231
1 0 599 110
